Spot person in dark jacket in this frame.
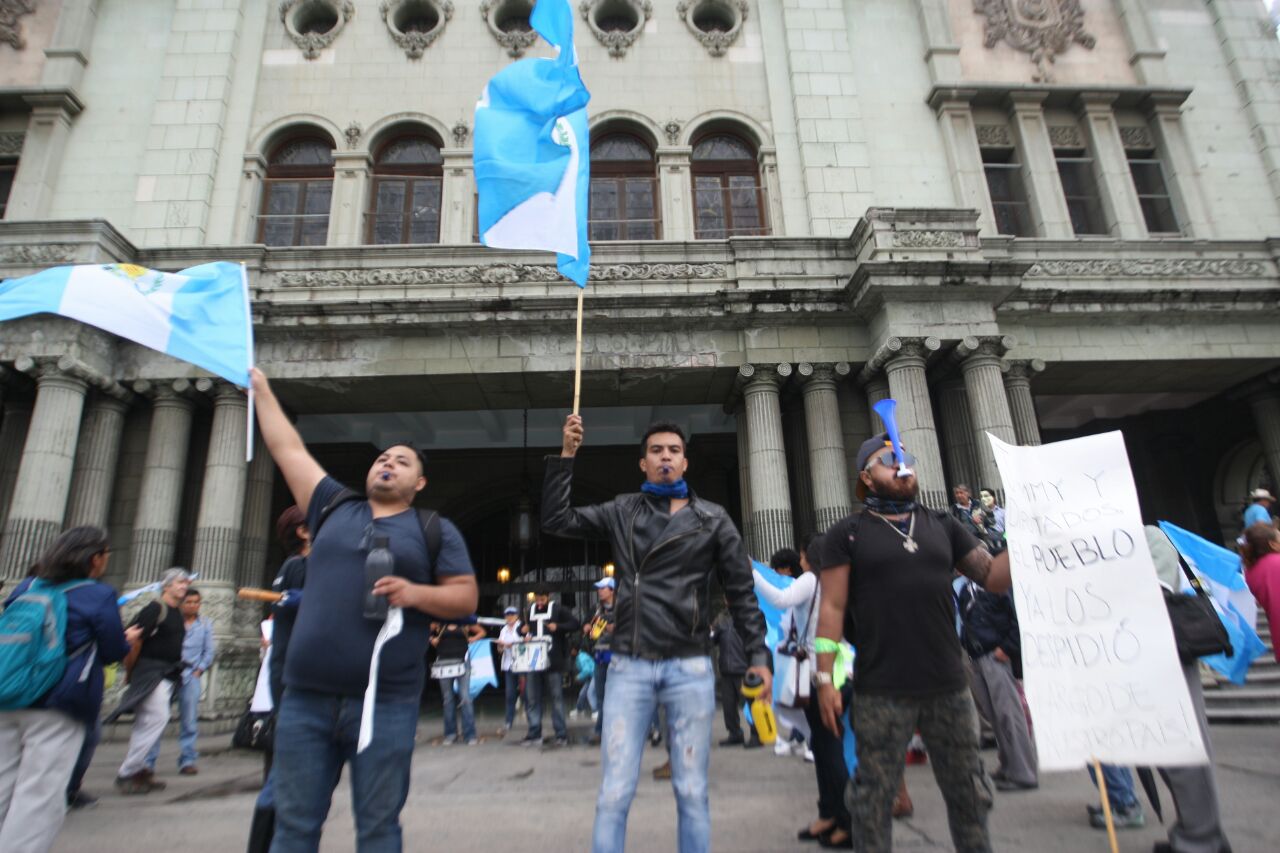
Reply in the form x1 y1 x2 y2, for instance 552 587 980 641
0 526 135 852
107 567 190 794
544 415 770 853
711 608 756 748
957 579 1037 791
519 583 580 746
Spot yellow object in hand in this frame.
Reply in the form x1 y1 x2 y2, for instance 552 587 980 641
740 672 777 745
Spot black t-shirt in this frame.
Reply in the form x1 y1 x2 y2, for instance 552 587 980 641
434 624 470 661
821 510 980 696
132 601 185 665
268 554 307 706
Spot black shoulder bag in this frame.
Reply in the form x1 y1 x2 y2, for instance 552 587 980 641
1163 551 1233 663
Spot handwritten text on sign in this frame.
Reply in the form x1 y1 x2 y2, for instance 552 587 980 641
989 431 1206 771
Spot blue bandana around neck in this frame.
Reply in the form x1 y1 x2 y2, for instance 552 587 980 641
862 494 917 515
641 479 689 499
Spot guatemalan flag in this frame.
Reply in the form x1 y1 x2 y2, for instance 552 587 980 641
474 0 591 287
0 261 253 387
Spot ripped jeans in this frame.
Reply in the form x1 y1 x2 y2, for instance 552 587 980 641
849 689 993 853
592 654 715 853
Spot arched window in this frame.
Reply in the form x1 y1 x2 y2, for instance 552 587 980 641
258 134 334 246
589 132 658 240
691 131 767 239
368 133 444 244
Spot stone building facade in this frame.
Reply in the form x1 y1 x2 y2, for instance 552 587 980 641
2 0 1280 714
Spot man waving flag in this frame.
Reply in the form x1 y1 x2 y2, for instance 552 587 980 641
474 0 591 287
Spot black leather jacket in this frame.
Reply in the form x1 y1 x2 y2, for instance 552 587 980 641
541 457 769 669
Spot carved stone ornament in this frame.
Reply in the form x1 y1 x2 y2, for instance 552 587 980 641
974 0 1095 82
1025 258 1269 278
677 0 749 58
0 131 24 156
481 0 539 58
0 244 80 265
663 120 682 145
580 0 651 58
452 121 470 147
275 262 727 288
279 0 355 60
344 121 362 149
1047 125 1083 149
1119 126 1154 151
890 230 965 248
975 125 1011 148
0 0 36 50
380 0 453 59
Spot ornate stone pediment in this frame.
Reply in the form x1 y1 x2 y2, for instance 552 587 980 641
380 0 453 59
0 0 37 50
974 0 1095 82
280 0 355 60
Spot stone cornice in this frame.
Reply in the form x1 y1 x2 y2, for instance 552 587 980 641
926 82 1191 112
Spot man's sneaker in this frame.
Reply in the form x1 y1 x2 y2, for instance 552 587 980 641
114 773 150 796
466 738 479 746
67 790 98 810
179 765 198 776
803 746 815 763
552 736 570 747
139 769 166 791
719 735 745 748
497 725 508 736
652 760 672 780
1090 804 1145 830
568 710 580 720
774 738 792 757
441 736 457 746
649 729 661 747
995 778 1036 791
520 736 542 748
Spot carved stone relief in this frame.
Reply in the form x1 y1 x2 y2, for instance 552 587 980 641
890 230 966 248
481 0 539 58
452 121 470 148
0 244 80 265
0 0 37 50
380 0 453 59
1025 259 1269 278
343 121 362 149
274 261 727 288
974 0 1095 82
663 120 682 145
1119 126 1154 151
0 131 24 156
580 0 651 58
280 0 355 60
677 0 749 58
975 125 1011 148
1047 125 1083 149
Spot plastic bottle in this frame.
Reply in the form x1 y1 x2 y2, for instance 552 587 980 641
363 535 394 620
740 671 777 745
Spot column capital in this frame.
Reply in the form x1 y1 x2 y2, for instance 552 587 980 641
1074 90 1121 112
1001 358 1046 383
1005 89 1050 112
739 362 792 393
860 337 940 384
204 379 247 403
131 378 197 404
955 335 1016 365
797 362 850 389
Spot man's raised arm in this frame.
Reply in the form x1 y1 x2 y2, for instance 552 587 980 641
250 368 327 512
541 414 614 540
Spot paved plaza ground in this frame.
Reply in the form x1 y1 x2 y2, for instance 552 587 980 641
56 711 1279 852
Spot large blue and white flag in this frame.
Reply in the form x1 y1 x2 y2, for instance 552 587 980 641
0 261 253 387
474 0 591 287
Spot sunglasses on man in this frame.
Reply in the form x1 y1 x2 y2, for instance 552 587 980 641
864 449 917 471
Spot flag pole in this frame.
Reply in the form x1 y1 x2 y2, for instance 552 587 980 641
1093 758 1120 853
241 262 255 463
572 286 584 415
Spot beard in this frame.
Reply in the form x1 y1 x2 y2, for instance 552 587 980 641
870 474 919 502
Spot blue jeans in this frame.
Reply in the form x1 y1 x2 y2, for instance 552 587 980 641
1089 764 1140 811
438 670 475 741
577 674 597 713
503 670 521 728
592 654 715 853
526 669 567 741
146 675 202 769
594 658 610 736
269 688 419 853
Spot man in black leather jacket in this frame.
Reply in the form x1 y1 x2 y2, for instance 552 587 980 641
543 415 770 853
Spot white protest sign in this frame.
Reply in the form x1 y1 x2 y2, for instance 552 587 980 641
989 431 1207 771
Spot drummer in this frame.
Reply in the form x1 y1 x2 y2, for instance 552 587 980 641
519 583 580 747
496 606 525 736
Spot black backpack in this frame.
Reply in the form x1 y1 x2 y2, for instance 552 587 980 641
315 488 443 567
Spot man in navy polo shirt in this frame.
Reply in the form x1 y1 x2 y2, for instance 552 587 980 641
249 368 478 853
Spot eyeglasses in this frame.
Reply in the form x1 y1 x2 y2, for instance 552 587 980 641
864 449 917 471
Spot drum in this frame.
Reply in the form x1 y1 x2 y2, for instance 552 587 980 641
510 639 551 673
431 659 467 679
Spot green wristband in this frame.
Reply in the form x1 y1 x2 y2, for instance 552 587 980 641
813 637 841 654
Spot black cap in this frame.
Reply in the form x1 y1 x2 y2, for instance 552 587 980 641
854 433 897 499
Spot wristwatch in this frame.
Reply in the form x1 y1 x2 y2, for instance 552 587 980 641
814 671 834 686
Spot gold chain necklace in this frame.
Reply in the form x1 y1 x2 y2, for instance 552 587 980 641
867 510 918 553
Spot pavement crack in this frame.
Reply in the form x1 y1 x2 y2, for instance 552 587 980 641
896 818 949 849
1216 761 1280 781
510 767 535 780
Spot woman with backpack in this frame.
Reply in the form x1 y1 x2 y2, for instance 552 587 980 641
0 526 137 853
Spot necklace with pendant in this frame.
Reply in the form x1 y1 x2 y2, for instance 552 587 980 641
869 510 918 553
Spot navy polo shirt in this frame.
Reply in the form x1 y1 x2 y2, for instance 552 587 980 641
283 477 474 702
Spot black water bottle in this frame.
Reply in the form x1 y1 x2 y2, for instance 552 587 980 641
363 535 394 620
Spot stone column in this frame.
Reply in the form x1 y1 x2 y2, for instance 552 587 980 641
1007 91 1074 239
1248 390 1280 491
0 358 90 579
233 155 267 242
329 151 371 246
1077 92 1146 239
657 148 693 241
191 383 249 637
127 381 196 588
1003 359 1046 446
1145 93 1214 239
864 376 890 434
957 336 1018 495
880 338 948 509
784 406 815 541
798 363 853 532
732 401 753 551
837 381 871 507
759 148 786 237
0 401 33 539
442 147 477 244
6 94 80 220
740 364 794 559
235 434 274 640
936 378 979 492
64 393 132 529
933 94 999 235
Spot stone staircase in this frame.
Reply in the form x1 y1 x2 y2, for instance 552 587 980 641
1203 611 1280 723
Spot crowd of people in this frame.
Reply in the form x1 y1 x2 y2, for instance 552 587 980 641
0 367 1271 853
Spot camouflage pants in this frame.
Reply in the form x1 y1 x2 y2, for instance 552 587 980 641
848 689 994 853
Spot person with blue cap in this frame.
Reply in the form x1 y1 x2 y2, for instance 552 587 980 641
584 576 617 744
497 606 524 736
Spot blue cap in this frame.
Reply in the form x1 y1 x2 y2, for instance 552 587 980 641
594 577 616 589
503 606 519 615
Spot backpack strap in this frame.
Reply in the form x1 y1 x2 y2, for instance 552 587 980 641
316 487 363 536
417 509 442 569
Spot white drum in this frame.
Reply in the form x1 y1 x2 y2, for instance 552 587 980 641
509 639 552 673
431 659 467 680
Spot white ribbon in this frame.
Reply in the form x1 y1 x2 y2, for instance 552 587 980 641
357 606 404 754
